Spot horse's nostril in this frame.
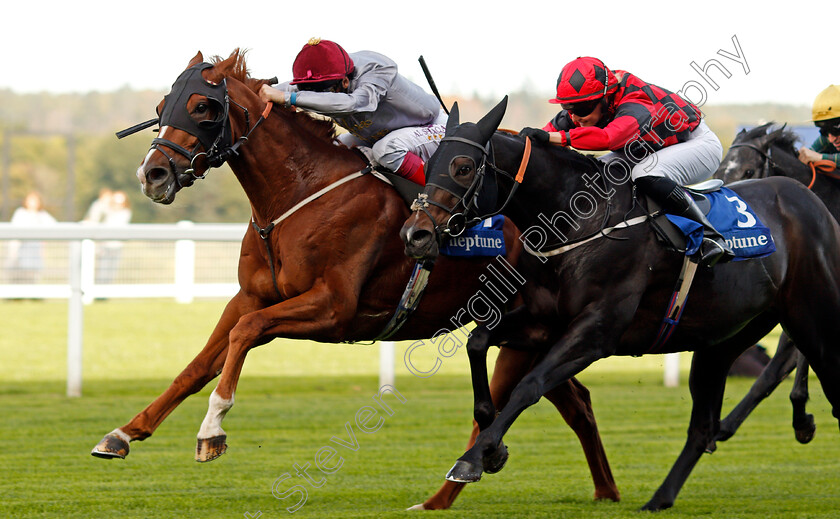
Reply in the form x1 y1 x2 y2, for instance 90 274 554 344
147 167 169 184
410 228 433 247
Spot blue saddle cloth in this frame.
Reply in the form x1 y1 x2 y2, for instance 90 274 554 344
665 187 776 261
440 215 507 257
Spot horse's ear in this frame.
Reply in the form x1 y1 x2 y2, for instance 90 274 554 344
477 96 508 142
757 122 782 147
188 51 204 68
445 102 460 135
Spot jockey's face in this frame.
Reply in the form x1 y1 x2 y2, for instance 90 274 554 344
827 131 840 151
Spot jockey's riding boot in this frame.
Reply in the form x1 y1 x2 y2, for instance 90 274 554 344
678 194 735 267
636 176 734 268
395 151 426 186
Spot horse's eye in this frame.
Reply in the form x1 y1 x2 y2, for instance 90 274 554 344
456 165 472 176
195 103 209 114
744 169 754 178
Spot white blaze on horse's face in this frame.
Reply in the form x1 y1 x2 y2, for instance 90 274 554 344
721 157 742 178
137 125 174 184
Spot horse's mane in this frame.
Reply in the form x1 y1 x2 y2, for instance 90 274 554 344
768 127 800 155
207 49 339 144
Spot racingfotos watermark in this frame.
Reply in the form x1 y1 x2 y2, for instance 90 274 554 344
520 35 749 260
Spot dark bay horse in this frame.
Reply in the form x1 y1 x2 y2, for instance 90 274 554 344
400 98 840 511
714 123 840 444
90 51 620 509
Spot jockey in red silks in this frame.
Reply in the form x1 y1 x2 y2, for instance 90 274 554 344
259 38 446 186
521 56 733 267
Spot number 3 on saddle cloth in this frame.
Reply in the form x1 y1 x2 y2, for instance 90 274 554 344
647 186 776 353
665 187 776 261
440 215 507 257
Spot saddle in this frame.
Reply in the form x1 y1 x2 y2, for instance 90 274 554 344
374 168 425 207
351 149 425 208
644 179 722 253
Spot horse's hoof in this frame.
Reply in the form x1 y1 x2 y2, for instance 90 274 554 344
794 414 816 444
195 435 227 462
640 498 673 512
406 504 426 511
483 442 509 474
594 488 621 502
91 432 130 459
445 460 483 483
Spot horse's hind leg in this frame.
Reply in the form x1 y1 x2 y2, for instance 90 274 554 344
790 352 815 443
91 292 255 459
544 378 620 501
717 333 798 442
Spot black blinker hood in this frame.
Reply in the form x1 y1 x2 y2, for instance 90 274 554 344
158 62 230 153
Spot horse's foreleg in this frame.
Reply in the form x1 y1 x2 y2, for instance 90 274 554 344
91 292 255 459
789 351 815 443
642 344 744 511
195 286 347 462
466 325 497 432
412 347 541 510
717 333 798 442
446 310 614 484
544 378 620 501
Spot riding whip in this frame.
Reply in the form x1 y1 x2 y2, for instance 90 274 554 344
418 56 449 115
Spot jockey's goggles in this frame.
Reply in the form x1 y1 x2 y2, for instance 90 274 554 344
561 99 601 117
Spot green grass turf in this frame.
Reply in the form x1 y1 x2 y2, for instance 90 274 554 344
0 300 836 518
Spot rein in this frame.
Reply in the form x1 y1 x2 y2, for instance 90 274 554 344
729 142 839 189
807 160 839 189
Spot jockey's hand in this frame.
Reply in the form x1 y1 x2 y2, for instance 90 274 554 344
520 127 550 144
798 146 822 164
259 84 285 105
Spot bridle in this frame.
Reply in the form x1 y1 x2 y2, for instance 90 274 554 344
118 62 273 188
410 133 530 244
728 141 838 188
727 142 776 179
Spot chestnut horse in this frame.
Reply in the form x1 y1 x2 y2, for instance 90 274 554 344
401 98 840 511
714 123 840 444
90 50 619 509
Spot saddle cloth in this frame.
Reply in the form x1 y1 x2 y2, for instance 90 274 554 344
665 187 776 261
440 215 507 257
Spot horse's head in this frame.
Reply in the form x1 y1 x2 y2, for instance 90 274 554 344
716 122 796 184
401 97 508 260
133 50 271 204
